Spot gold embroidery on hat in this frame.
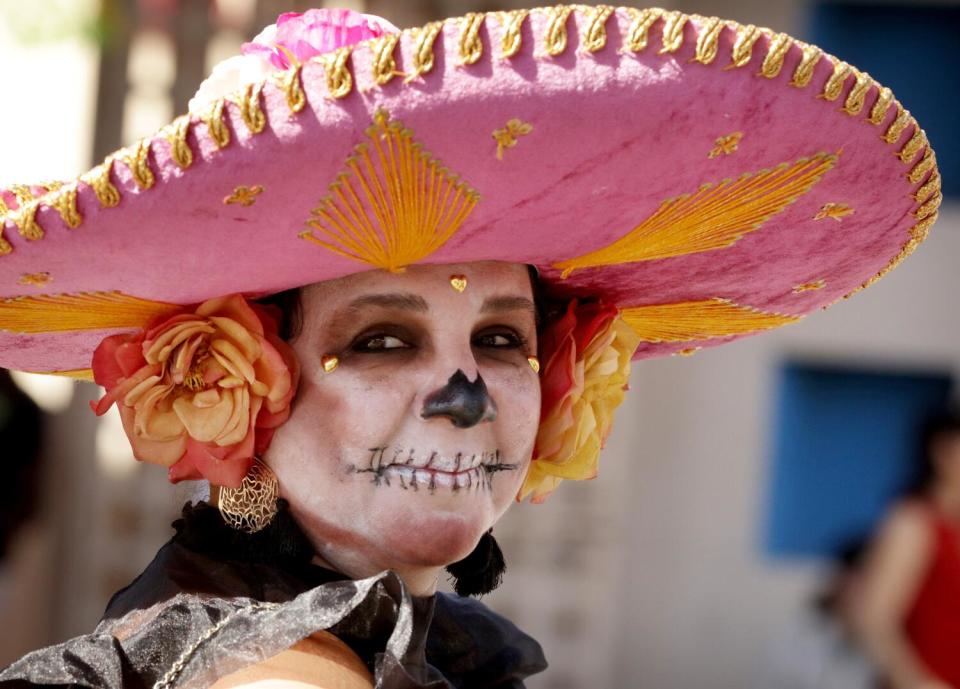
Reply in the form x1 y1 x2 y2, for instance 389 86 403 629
498 9 528 59
914 194 940 221
0 196 9 217
231 83 266 133
853 213 936 294
793 279 825 293
371 34 403 85
10 185 35 204
760 32 791 78
11 202 43 241
163 115 194 170
406 21 443 82
814 203 853 221
321 47 353 99
868 87 894 125
659 11 686 54
543 6 574 57
459 12 485 65
692 17 723 65
493 119 533 160
623 8 660 52
204 99 231 149
675 347 700 356
273 64 306 113
39 181 63 194
39 368 94 380
582 5 615 53
300 110 479 273
121 140 156 190
0 291 177 334
18 272 51 287
620 299 800 343
898 128 926 164
790 42 822 88
49 183 82 228
224 185 264 207
821 61 852 101
708 132 743 158
914 172 940 204
0 231 10 255
882 104 911 145
727 24 761 68
842 70 872 115
908 149 936 184
554 152 837 278
82 161 121 208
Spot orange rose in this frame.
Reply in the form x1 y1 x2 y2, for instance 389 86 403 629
91 294 299 488
518 299 640 503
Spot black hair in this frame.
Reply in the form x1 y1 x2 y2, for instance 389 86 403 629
909 409 960 495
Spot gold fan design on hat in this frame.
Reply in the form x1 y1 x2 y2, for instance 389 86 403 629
554 152 838 278
620 298 800 343
300 109 480 273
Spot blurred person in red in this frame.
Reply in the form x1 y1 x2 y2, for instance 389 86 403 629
853 412 960 689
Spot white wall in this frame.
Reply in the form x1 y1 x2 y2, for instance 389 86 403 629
605 204 958 688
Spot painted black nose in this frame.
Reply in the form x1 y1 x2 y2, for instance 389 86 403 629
421 369 498 428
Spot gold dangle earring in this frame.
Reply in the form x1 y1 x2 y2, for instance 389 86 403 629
218 457 279 533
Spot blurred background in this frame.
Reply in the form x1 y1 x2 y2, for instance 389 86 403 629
0 0 958 687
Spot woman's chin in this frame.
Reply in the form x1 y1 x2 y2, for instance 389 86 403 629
376 500 492 568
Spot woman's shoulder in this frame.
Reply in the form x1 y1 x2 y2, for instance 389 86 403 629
879 499 937 542
210 630 373 689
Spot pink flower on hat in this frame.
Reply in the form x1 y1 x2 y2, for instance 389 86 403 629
242 9 398 69
518 300 640 504
91 295 299 488
189 8 397 114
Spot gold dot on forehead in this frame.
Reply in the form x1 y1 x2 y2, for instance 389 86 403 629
321 355 339 373
527 356 540 373
449 275 467 293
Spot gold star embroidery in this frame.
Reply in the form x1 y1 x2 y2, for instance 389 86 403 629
793 279 826 293
18 272 51 287
493 119 533 160
814 202 853 221
708 132 743 158
224 185 264 207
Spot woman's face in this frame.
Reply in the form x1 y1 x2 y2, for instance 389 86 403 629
264 261 540 572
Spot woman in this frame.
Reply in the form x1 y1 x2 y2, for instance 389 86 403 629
0 5 939 687
853 414 960 689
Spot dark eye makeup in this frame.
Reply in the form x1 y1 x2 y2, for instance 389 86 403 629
346 324 530 354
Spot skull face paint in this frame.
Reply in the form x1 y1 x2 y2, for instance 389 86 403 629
262 261 540 577
420 369 498 428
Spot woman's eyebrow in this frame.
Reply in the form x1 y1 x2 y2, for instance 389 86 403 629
479 295 536 318
345 293 429 312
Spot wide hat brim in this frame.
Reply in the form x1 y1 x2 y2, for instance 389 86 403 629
0 5 940 376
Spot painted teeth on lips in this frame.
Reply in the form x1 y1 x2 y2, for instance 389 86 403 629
386 464 487 490
402 449 497 472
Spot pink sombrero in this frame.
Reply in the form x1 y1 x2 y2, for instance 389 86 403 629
0 4 940 377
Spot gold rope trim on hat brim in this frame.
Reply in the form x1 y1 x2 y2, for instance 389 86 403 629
0 291 179 334
554 151 838 277
0 5 938 301
621 298 801 343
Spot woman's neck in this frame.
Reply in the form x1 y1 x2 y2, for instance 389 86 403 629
309 549 441 597
931 483 960 521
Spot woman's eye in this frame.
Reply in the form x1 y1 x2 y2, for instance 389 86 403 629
474 332 522 348
353 334 410 352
